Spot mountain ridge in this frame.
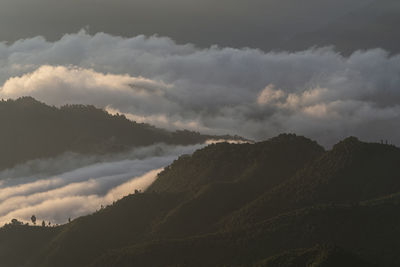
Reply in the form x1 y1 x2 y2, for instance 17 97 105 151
0 96 244 171
1 134 399 266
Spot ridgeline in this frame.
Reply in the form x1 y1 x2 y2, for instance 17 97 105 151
0 96 241 171
1 134 399 266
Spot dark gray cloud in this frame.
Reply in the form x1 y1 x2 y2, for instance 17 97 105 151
0 0 371 51
0 32 399 147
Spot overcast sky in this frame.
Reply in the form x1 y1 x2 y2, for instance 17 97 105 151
0 0 372 50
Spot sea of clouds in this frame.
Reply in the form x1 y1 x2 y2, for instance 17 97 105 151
1 31 400 225
0 30 399 146
0 144 204 226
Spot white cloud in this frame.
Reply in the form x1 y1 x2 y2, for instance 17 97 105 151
0 169 161 226
0 31 399 146
205 139 252 145
257 84 285 105
0 143 204 226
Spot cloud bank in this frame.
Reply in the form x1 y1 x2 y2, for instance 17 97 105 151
0 144 203 226
0 31 400 146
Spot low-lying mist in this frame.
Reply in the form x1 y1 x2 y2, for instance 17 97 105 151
0 143 204 226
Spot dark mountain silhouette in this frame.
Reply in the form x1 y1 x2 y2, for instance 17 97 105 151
148 134 324 238
0 97 241 171
149 134 324 194
1 134 399 266
91 200 396 266
254 245 375 267
224 136 400 228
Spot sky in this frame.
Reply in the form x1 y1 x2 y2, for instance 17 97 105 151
0 0 371 49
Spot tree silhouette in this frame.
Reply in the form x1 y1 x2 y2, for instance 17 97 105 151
31 215 37 225
11 219 23 226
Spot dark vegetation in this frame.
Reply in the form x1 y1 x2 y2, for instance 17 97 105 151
0 97 239 171
1 133 399 266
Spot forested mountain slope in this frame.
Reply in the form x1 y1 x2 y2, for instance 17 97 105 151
0 97 235 170
1 135 399 266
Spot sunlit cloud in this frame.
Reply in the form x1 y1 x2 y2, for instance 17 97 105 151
0 143 204 226
0 31 399 146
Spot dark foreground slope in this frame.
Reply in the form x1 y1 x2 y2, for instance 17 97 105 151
93 201 397 267
1 135 399 266
224 137 400 228
0 97 235 170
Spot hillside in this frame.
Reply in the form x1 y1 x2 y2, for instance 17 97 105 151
148 134 324 238
1 135 399 266
0 97 236 170
224 136 400 228
91 199 398 266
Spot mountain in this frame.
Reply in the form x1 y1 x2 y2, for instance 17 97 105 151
91 199 397 266
148 134 324 238
254 245 375 267
1 135 399 266
224 136 400 227
0 97 241 171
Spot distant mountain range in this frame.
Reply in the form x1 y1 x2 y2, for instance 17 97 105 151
0 97 242 171
1 134 399 266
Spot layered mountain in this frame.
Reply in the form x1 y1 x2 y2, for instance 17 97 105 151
224 136 400 228
0 97 239 171
1 134 400 266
